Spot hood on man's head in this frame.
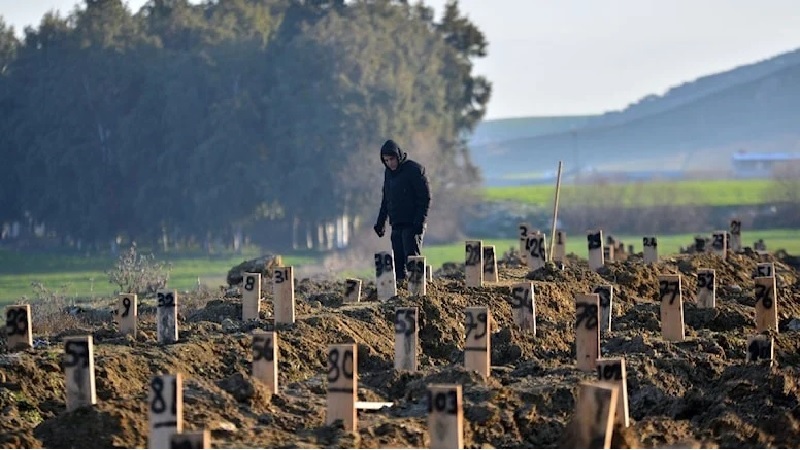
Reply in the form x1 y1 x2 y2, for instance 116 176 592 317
380 139 407 163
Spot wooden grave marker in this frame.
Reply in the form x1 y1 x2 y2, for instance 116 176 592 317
696 269 715 309
754 276 778 333
602 245 614 263
148 373 183 449
464 240 483 288
596 357 630 427
427 384 464 449
394 307 419 371
526 231 547 271
5 304 32 350
242 272 261 321
157 290 178 344
510 282 536 333
464 306 490 377
252 330 278 395
746 335 774 366
587 230 604 271
658 274 684 341
326 343 357 432
117 293 137 336
593 285 613 334
343 278 361 303
575 293 600 372
407 256 427 296
553 229 566 263
518 222 532 266
574 381 619 449
169 429 210 449
756 262 774 278
63 335 96 412
729 218 742 251
694 236 707 253
711 230 727 258
375 251 397 300
273 266 295 324
426 264 433 282
482 245 498 283
642 236 658 264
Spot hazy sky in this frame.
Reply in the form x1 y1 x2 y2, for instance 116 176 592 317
2 0 800 119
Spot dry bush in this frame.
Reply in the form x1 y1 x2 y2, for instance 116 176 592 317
25 282 85 336
106 244 172 297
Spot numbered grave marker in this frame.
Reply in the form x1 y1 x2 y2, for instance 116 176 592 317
464 306 490 377
602 245 614 263
242 272 261 321
526 232 547 271
518 222 532 266
756 262 774 278
575 294 600 372
642 236 658 264
375 251 397 300
658 275 684 341
327 343 357 432
711 230 727 257
5 305 33 350
394 307 419 371
253 331 278 395
553 229 567 263
273 267 295 324
157 290 178 345
696 269 715 309
510 282 536 333
407 256 427 296
596 358 630 427
754 276 778 333
343 278 361 303
587 230 604 271
63 335 96 412
464 240 483 288
148 374 183 449
482 246 498 283
427 384 464 449
746 335 774 366
574 381 619 449
593 285 613 333
117 293 137 336
169 429 210 449
694 236 707 253
730 219 742 251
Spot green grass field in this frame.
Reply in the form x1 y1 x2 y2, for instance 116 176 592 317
484 179 777 207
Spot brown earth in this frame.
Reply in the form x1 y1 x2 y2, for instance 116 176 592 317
1 249 800 448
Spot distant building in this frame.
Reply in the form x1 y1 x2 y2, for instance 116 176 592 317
731 151 800 178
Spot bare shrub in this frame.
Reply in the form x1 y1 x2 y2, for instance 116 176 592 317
26 282 85 336
106 244 172 297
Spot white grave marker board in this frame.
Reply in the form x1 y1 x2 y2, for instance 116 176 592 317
658 275 684 341
344 278 361 303
553 230 566 263
575 294 600 372
746 335 774 366
5 304 32 350
642 236 658 264
326 344 357 432
602 245 614 263
587 230 604 271
375 251 397 300
117 293 137 336
427 384 464 449
157 290 178 344
148 374 183 449
754 276 778 333
242 272 261 321
464 240 483 288
63 335 96 412
273 267 295 324
394 307 418 371
482 246 498 283
407 256 427 296
526 232 547 271
596 357 630 427
729 219 742 251
575 381 619 449
252 330 278 395
593 285 613 333
696 269 715 309
711 230 727 257
510 282 536 333
464 306 490 377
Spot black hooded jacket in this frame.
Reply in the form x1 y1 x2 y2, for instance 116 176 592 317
375 140 431 229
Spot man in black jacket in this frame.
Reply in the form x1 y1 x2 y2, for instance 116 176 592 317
373 139 431 284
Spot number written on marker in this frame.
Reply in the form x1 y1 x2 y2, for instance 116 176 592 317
345 279 357 297
712 233 725 250
465 243 481 266
510 287 533 313
730 220 741 235
519 225 529 239
6 308 28 336
597 362 623 381
528 235 546 261
407 260 425 282
426 389 458 414
556 231 564 245
253 335 274 362
121 297 132 318
375 254 393 277
755 284 773 309
274 269 289 284
244 275 256 291
150 376 178 415
593 286 611 308
697 272 714 290
659 280 680 305
483 249 496 274
587 232 602 250
63 340 90 368
327 347 355 383
394 309 416 336
465 310 488 340
157 292 175 308
643 236 657 248
575 302 598 330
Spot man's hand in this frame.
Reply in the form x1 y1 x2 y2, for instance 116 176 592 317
373 224 385 238
412 222 424 235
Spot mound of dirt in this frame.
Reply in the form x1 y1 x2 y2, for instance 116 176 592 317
1 250 800 448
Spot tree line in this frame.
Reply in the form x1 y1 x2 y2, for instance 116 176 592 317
0 0 490 252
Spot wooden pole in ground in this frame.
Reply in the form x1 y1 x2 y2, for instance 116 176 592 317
549 161 564 262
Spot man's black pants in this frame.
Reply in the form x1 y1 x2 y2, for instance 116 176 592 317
390 226 423 281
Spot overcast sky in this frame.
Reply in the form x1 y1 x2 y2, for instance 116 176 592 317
2 0 800 119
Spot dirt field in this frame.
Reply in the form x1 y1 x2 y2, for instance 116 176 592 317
1 248 799 448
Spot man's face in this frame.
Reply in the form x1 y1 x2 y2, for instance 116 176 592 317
382 154 399 170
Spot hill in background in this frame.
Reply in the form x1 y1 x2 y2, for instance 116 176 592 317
471 48 800 186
